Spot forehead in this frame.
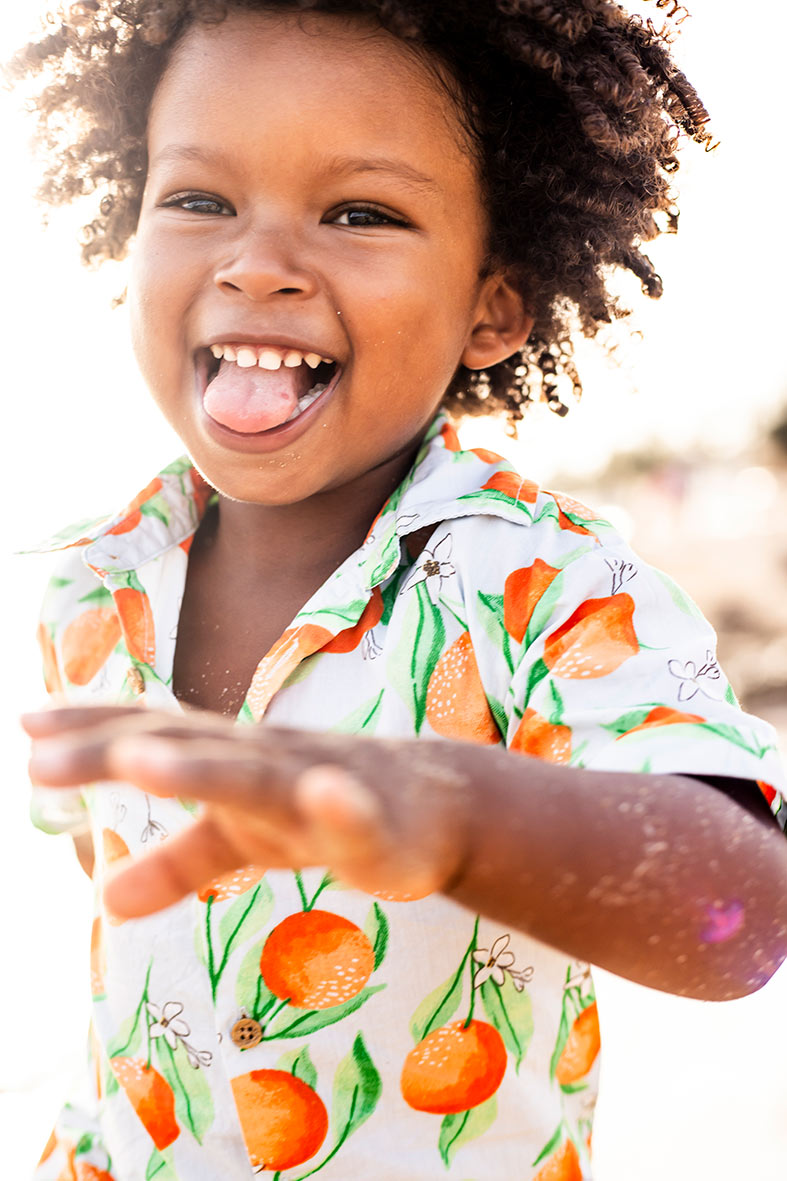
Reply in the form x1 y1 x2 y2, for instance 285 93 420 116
149 9 476 177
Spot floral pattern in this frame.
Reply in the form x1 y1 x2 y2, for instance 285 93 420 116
29 415 785 1179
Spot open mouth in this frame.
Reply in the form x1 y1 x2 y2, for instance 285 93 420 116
200 343 341 434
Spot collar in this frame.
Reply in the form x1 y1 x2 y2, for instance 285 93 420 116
26 414 538 590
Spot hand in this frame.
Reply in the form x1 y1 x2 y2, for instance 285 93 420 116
23 706 471 917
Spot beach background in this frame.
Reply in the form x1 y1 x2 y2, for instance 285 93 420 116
1 1 786 1176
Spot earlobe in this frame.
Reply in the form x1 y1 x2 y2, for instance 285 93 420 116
461 276 534 371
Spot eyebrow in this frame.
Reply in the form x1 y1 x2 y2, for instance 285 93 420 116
148 145 442 195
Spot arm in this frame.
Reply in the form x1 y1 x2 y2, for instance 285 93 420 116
23 706 787 1002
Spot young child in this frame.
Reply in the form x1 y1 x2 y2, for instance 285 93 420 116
14 1 787 1178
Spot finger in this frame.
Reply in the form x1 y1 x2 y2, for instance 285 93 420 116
21 704 147 738
103 813 250 917
105 735 298 813
28 716 240 788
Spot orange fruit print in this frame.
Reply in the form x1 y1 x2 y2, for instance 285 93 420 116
113 587 155 666
109 1058 179 1150
400 1019 507 1114
622 706 705 735
510 708 571 764
37 622 63 694
231 1069 328 1170
543 594 637 679
108 477 164 535
61 608 122 686
102 828 130 864
197 865 266 902
74 1163 115 1181
481 470 539 504
554 1002 601 1085
533 1139 583 1181
426 631 500 743
321 585 384 653
260 909 375 1009
504 560 561 643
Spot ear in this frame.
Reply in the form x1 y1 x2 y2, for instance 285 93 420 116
461 274 534 371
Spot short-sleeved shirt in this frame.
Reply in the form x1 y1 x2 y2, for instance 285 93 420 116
30 414 785 1181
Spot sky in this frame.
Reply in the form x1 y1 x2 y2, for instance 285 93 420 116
1 2 786 1177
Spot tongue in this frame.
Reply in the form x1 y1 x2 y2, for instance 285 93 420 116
203 359 309 433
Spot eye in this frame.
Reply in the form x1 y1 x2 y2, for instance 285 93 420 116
329 204 409 229
160 192 234 216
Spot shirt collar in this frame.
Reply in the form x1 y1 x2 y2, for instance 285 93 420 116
27 413 536 588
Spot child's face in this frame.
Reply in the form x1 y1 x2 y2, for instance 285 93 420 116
130 8 509 506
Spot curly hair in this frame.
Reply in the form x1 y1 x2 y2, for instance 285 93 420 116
8 0 712 422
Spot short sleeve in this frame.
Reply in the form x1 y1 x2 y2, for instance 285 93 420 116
31 572 90 836
503 542 786 830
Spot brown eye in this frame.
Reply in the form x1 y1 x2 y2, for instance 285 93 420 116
331 205 408 228
161 193 233 216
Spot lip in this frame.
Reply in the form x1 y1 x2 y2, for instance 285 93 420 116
194 351 343 453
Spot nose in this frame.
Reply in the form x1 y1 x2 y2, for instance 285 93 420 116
213 225 320 302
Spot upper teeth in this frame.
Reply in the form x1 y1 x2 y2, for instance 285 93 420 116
209 344 330 370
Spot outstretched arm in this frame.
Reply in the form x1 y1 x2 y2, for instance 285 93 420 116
23 705 787 1002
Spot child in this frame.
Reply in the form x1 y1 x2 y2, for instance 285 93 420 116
14 1 787 1178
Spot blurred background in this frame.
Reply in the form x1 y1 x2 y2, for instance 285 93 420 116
1 0 786 1177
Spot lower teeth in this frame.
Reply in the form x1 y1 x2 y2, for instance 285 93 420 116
285 382 327 422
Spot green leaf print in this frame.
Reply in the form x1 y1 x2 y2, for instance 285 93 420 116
140 495 171 526
410 967 465 1044
522 571 569 652
389 579 446 732
160 456 196 478
331 1034 382 1146
522 657 549 708
479 976 534 1071
363 902 390 971
275 1045 319 1090
145 1147 177 1180
331 689 385 734
699 721 774 759
265 984 386 1040
155 1038 214 1145
217 878 274 953
49 575 73 589
547 680 564 724
235 940 278 1023
438 1096 498 1168
291 1033 382 1180
653 569 704 619
532 1121 566 1168
77 585 114 605
725 683 739 707
476 591 514 674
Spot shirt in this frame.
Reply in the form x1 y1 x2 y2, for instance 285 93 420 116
30 413 785 1181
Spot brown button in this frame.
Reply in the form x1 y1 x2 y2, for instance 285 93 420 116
126 667 145 695
230 1017 263 1049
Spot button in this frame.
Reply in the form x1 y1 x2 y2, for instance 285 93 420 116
230 1017 263 1049
126 666 145 695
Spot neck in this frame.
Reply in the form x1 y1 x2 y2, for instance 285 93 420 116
203 439 421 583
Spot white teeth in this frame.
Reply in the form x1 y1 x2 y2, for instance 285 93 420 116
209 344 335 370
236 347 258 368
258 349 283 371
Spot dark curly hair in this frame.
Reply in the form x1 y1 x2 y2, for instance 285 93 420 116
8 0 712 422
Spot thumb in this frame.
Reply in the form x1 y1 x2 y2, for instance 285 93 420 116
102 814 247 918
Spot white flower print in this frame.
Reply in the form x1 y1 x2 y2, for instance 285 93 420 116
147 1001 191 1049
509 965 535 992
362 629 382 661
141 793 168 844
605 557 637 595
668 650 723 701
146 1000 213 1068
473 934 516 987
405 533 456 603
